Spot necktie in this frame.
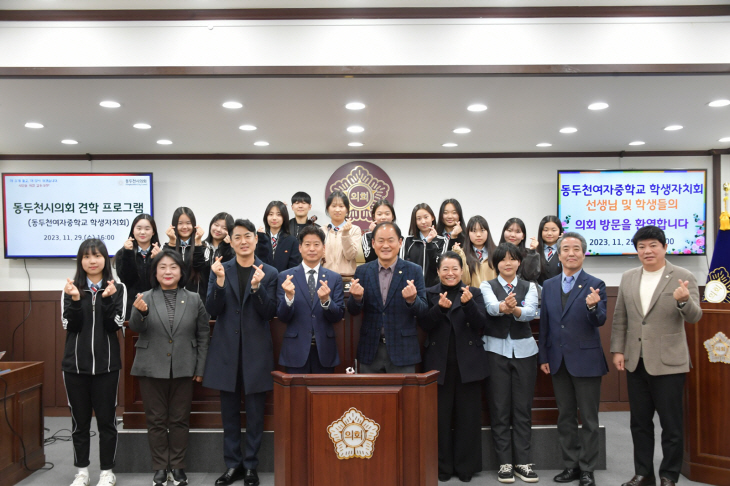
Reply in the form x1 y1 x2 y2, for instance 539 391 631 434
563 275 574 294
139 249 148 259
444 232 451 241
505 283 514 294
307 269 316 301
333 226 339 232
476 249 483 261
90 284 99 294
271 236 278 252
547 246 554 261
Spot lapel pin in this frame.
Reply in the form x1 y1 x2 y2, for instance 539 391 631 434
578 285 582 289
665 275 670 278
399 271 402 274
181 301 184 304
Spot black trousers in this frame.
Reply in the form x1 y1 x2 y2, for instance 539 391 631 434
286 343 334 374
63 370 120 470
626 359 686 482
138 376 194 470
486 352 537 465
551 361 602 472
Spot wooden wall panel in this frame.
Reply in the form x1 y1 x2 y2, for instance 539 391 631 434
22 301 57 408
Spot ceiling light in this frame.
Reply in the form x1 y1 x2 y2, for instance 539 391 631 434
719 137 730 142
157 139 172 145
99 101 120 108
347 126 364 133
239 125 257 131
24 122 43 128
629 141 645 146
222 101 243 109
254 141 269 146
588 102 609 110
348 142 363 147
708 99 730 107
536 143 552 147
133 123 151 129
560 127 578 134
453 128 471 134
61 139 78 145
664 125 683 131
345 102 366 110
442 143 458 147
467 104 487 112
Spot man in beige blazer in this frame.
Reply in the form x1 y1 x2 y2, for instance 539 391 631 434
610 225 702 486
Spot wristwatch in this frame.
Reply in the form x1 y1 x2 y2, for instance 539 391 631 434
677 301 687 309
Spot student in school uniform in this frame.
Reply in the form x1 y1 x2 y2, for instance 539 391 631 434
289 191 320 238
200 212 235 309
322 191 362 276
481 242 541 484
362 199 396 263
499 217 541 283
400 203 448 287
256 201 302 272
61 239 127 486
452 215 498 286
437 198 466 251
528 215 565 285
114 213 161 317
163 207 207 300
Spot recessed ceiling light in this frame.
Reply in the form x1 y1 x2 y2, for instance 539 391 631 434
536 143 552 147
629 141 645 146
708 99 730 107
239 125 257 131
453 128 471 134
560 127 578 134
719 137 730 142
348 142 363 147
442 143 458 147
133 123 151 129
588 102 609 110
254 141 270 146
467 104 487 112
61 139 78 145
99 101 121 108
664 125 683 131
222 101 243 109
347 126 364 133
345 102 366 110
157 139 172 145
24 122 44 128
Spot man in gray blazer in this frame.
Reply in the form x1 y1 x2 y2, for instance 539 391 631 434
610 225 703 486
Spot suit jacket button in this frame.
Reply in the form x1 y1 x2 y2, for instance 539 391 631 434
167 353 171 356
235 330 239 334
561 325 565 328
468 341 473 345
466 323 470 327
432 342 436 346
639 338 641 341
312 315 315 318
382 312 385 316
169 340 172 343
236 310 240 314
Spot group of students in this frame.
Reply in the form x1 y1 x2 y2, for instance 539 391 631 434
59 189 582 486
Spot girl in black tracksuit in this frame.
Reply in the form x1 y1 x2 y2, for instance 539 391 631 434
61 239 127 486
114 213 160 317
400 203 447 287
163 207 207 300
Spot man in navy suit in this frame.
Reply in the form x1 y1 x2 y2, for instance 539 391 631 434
348 222 428 373
204 219 278 486
276 225 344 373
538 231 608 486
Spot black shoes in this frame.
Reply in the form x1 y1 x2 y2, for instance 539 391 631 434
555 468 582 483
458 474 472 482
170 469 188 486
153 469 167 486
622 475 657 486
438 473 452 482
215 466 246 485
580 471 596 486
244 469 259 486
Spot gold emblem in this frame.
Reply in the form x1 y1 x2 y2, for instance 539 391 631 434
704 268 730 304
327 407 380 460
328 166 391 224
704 332 730 364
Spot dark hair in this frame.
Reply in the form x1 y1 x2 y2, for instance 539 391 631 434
232 218 257 234
298 224 326 244
632 225 667 248
372 222 402 241
263 201 291 236
438 250 463 269
291 191 312 205
463 215 497 276
371 199 396 223
408 203 436 237
126 213 160 250
204 212 234 245
491 242 523 275
436 198 465 235
325 191 350 216
73 238 113 290
171 207 201 284
149 249 187 289
536 215 564 280
498 217 528 253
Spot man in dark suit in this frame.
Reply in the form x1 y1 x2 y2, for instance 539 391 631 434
204 219 278 486
347 222 428 373
276 225 344 373
538 231 608 486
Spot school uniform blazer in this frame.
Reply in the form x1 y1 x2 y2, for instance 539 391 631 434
453 246 497 286
128 288 210 379
419 283 489 385
537 247 563 286
202 257 278 394
267 233 302 272
347 258 428 367
276 265 344 368
538 271 609 378
610 261 702 376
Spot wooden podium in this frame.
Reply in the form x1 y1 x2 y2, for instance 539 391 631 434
272 371 438 486
682 303 730 486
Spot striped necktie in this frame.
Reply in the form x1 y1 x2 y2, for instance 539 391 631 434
476 249 483 261
506 283 514 293
547 246 554 261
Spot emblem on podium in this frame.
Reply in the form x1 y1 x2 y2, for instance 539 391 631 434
327 407 380 460
704 332 730 364
704 268 730 303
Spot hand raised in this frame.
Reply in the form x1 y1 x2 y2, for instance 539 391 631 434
450 221 462 237
133 293 148 313
368 221 376 232
529 237 538 250
194 225 205 244
673 279 690 303
281 274 296 300
318 280 331 303
402 279 417 304
251 264 265 289
257 226 265 234
426 225 438 243
342 218 352 233
349 278 364 301
222 229 231 244
150 242 161 258
123 236 134 250
460 286 473 303
211 256 225 278
166 225 177 245
586 286 601 307
452 242 461 251
101 280 117 298
64 278 80 301
438 292 452 309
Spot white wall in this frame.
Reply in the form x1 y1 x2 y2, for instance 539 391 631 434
0 155 716 290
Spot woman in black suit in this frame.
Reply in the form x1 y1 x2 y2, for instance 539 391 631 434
419 250 489 483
